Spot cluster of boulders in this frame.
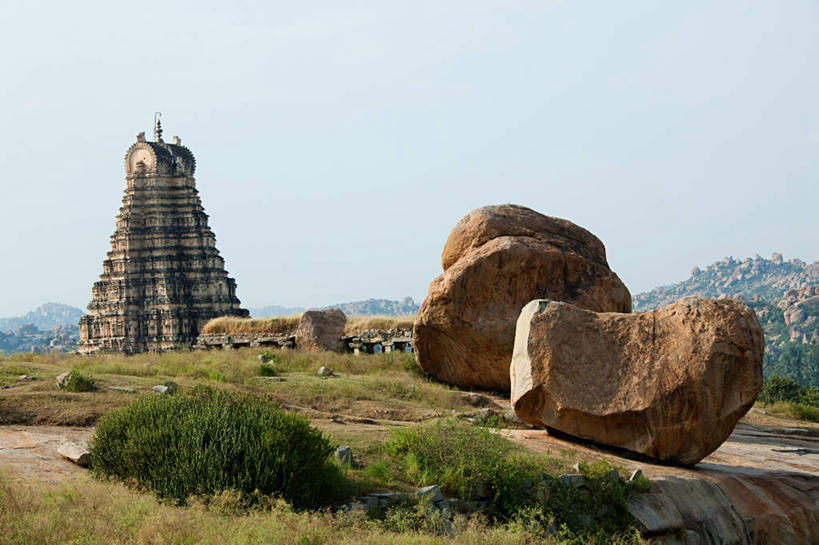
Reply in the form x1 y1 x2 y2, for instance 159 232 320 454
414 204 764 465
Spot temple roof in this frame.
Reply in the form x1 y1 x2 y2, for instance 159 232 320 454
125 136 196 177
146 141 196 176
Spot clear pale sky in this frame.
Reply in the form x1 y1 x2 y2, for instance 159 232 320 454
1 1 817 316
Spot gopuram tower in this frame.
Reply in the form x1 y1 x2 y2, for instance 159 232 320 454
78 121 248 354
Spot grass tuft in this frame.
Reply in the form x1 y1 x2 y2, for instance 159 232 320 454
344 316 414 334
202 315 301 335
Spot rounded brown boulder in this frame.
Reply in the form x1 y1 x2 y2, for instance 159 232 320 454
295 309 347 352
413 204 631 391
510 297 764 465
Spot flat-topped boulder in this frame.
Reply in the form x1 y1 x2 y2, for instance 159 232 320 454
511 297 764 465
295 309 347 352
414 204 631 390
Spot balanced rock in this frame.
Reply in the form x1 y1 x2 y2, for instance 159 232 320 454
414 204 631 390
511 297 764 465
295 309 347 352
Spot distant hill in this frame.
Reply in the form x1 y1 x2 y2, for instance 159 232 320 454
248 305 305 317
0 303 84 332
0 303 82 354
633 254 819 386
250 297 419 318
633 253 819 312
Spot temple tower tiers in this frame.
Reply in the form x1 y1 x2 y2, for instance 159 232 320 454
79 124 248 354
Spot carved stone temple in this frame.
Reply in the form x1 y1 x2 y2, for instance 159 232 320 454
78 121 248 354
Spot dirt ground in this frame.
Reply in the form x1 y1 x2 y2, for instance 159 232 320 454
1 406 816 484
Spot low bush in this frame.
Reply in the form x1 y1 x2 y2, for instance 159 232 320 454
380 498 453 535
90 387 344 509
759 375 802 404
259 362 278 376
384 420 645 542
385 419 535 516
767 401 819 422
63 370 96 392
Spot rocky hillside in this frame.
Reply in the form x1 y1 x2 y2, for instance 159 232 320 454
633 254 819 386
250 297 419 318
0 324 78 354
633 254 819 311
0 303 82 354
0 303 84 332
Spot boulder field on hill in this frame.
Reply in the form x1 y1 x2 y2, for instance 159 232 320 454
511 297 764 465
413 204 631 391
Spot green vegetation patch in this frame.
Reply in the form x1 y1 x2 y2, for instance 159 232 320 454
757 375 819 422
90 387 343 509
383 419 645 542
63 370 96 392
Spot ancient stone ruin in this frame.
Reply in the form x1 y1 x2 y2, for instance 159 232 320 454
78 121 248 354
193 309 414 354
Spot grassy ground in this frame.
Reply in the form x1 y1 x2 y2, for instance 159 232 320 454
0 349 476 426
0 469 647 545
0 349 539 497
0 348 652 544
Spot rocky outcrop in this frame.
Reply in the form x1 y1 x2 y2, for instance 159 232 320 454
626 474 819 545
414 205 630 391
511 297 764 465
295 309 347 352
58 441 91 467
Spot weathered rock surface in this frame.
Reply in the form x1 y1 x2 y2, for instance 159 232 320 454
295 309 347 352
57 441 91 467
511 297 764 465
335 446 353 467
414 204 631 390
55 372 70 389
504 420 819 545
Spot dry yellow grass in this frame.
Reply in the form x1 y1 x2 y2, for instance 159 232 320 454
0 471 549 545
344 315 415 334
201 315 301 335
201 314 414 336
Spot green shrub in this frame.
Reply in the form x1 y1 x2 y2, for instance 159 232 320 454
385 419 536 516
380 498 452 535
90 387 343 509
384 420 646 540
259 362 278 376
258 350 281 364
782 402 819 422
63 370 96 392
759 375 802 403
801 386 819 406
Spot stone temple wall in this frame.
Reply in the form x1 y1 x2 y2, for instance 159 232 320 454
79 127 248 354
193 327 414 354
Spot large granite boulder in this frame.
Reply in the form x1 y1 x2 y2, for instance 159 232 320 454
511 297 764 465
413 204 631 390
295 309 347 352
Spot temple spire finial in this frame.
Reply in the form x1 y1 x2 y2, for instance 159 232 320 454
154 112 163 142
